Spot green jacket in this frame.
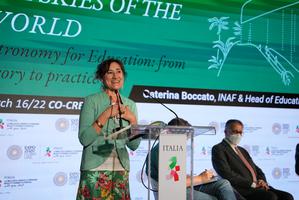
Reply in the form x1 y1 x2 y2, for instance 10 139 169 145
78 91 141 171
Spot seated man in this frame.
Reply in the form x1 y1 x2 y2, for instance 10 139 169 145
145 118 237 200
212 119 294 200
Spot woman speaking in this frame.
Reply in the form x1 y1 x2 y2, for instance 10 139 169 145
76 58 141 200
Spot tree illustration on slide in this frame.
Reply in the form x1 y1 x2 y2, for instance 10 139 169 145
207 0 299 86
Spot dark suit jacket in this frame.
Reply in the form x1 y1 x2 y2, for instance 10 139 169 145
296 143 299 176
212 139 267 196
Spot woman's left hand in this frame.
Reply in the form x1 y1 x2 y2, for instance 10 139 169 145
120 105 137 125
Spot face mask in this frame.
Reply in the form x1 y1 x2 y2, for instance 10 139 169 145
226 134 242 145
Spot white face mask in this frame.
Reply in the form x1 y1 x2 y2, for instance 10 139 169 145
226 134 242 145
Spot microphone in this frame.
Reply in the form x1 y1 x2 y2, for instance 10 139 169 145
143 90 179 125
115 90 123 129
140 90 180 192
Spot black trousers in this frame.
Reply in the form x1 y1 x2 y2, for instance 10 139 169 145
244 186 293 200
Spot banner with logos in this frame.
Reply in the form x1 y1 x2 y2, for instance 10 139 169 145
0 0 299 199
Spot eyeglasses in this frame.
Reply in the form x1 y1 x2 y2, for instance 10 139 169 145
230 130 243 134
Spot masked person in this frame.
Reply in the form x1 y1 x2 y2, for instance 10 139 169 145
212 119 293 200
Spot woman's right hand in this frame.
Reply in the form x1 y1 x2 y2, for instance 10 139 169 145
102 104 123 118
187 169 215 187
93 104 121 133
198 169 214 183
94 104 135 133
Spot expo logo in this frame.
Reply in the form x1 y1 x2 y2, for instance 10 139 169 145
7 145 23 160
53 172 68 186
55 118 70 132
24 145 36 153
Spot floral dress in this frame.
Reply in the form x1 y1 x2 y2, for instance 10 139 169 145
76 170 130 200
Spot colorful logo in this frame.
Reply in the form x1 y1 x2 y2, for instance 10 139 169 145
0 119 4 129
45 147 52 157
296 125 299 133
167 156 180 182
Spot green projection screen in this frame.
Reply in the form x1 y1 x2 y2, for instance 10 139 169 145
0 0 298 199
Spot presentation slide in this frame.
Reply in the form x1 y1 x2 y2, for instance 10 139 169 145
0 0 298 199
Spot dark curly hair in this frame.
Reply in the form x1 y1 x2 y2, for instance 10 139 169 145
95 58 127 81
168 118 191 126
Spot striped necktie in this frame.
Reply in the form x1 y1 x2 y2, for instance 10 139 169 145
235 146 257 182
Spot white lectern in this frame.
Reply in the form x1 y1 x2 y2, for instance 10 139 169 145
130 124 216 200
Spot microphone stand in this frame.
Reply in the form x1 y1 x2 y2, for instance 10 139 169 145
114 90 123 133
143 90 179 125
